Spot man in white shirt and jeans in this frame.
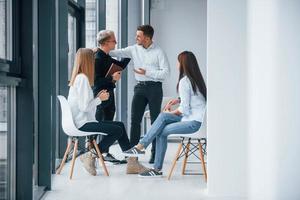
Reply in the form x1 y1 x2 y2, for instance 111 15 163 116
110 25 170 163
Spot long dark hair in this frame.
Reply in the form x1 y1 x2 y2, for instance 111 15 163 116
176 51 207 101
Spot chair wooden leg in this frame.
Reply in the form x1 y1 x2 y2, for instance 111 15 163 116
199 141 207 182
182 139 191 175
69 138 78 180
56 138 72 175
92 140 109 176
167 142 183 180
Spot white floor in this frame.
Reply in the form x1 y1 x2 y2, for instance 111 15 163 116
42 142 208 200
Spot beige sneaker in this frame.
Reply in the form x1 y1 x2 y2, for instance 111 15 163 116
126 157 148 174
80 152 97 176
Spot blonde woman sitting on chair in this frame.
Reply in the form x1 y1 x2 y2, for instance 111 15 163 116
123 51 206 177
68 48 146 176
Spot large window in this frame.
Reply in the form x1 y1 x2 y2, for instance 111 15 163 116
106 0 119 43
0 0 12 60
67 1 85 80
0 86 8 200
0 0 16 198
106 0 122 121
68 13 77 80
0 86 16 200
85 0 97 48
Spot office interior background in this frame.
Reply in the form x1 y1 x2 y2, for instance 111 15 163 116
1 0 300 199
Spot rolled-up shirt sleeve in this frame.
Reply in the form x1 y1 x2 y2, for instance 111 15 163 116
145 50 170 81
109 46 133 58
177 78 191 116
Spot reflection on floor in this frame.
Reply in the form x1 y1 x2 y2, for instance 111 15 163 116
42 142 208 200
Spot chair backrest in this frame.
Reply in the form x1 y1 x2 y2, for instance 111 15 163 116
57 95 80 136
195 112 207 139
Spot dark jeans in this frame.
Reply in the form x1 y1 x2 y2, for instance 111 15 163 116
95 90 115 153
79 121 131 153
95 90 115 121
130 81 163 154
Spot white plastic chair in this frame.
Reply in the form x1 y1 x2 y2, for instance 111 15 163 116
142 97 176 136
167 112 207 182
56 95 109 179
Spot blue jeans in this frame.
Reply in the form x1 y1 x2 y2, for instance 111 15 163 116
139 112 201 170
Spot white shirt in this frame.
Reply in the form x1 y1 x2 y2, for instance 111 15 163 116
177 76 206 122
67 74 102 128
109 43 170 82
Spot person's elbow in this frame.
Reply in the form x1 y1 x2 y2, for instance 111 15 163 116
177 106 190 116
78 103 92 113
160 68 169 79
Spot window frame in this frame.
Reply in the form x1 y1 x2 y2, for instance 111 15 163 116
67 0 85 79
85 0 97 48
0 0 21 76
0 85 17 200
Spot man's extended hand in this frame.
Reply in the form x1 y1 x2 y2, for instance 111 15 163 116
134 68 146 75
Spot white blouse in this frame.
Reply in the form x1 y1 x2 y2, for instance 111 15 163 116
177 76 206 122
67 73 102 128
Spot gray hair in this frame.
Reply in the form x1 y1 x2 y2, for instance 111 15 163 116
96 30 115 46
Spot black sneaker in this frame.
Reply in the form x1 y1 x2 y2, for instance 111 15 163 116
103 153 120 163
149 152 155 164
112 158 127 165
138 168 163 178
123 146 145 157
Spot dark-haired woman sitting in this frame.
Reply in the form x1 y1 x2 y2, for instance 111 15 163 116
123 51 207 177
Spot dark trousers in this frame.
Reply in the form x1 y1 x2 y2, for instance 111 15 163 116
95 90 115 121
79 121 131 153
130 81 163 154
95 90 115 153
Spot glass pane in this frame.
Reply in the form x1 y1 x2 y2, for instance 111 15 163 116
68 14 77 80
106 0 119 44
0 86 8 199
106 0 120 121
0 0 7 59
0 0 12 60
85 0 97 48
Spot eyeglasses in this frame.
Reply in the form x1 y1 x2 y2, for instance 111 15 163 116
107 40 117 44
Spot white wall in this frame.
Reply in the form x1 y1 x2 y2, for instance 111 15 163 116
274 1 300 198
208 0 300 199
247 1 278 199
248 0 300 199
207 0 248 198
150 0 207 97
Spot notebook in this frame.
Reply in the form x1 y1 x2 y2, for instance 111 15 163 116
105 63 123 78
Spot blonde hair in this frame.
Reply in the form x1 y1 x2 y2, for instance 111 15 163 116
69 48 95 86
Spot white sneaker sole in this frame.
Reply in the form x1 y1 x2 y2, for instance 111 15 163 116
138 174 163 178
